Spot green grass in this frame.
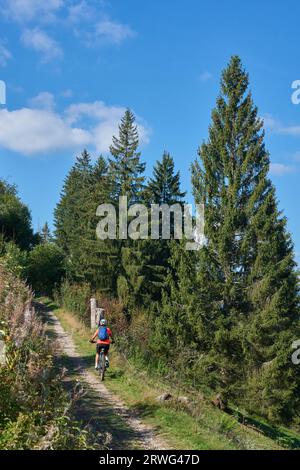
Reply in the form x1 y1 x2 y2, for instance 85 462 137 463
38 297 300 450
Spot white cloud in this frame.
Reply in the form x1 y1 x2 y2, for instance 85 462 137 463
2 1 136 58
21 28 63 61
61 89 73 98
1 0 63 23
0 108 89 154
0 99 150 156
28 92 56 111
199 71 212 83
262 113 278 130
95 18 136 45
65 101 150 152
65 101 125 125
74 16 136 48
263 113 300 136
67 1 92 23
0 42 12 67
269 163 295 176
279 126 300 136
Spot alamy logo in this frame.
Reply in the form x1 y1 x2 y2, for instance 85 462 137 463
291 340 300 365
291 80 300 104
0 80 6 105
96 196 205 251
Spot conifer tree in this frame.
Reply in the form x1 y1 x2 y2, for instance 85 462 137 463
190 56 300 421
108 110 148 305
54 150 117 291
109 109 146 204
144 151 187 301
40 222 52 244
77 156 118 293
54 150 90 280
54 149 94 257
146 151 186 204
155 239 199 361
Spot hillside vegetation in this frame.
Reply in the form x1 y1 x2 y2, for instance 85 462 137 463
53 57 300 427
1 55 300 449
45 298 300 450
0 260 97 450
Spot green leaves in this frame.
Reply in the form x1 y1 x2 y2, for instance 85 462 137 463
0 179 35 250
26 243 65 295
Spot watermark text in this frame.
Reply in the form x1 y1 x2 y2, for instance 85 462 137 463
0 80 6 105
96 197 205 251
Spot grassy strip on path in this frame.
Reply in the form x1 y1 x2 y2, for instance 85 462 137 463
40 298 300 450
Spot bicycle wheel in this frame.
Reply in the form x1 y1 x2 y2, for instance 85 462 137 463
99 351 106 381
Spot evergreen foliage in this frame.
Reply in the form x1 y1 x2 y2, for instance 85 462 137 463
146 151 186 205
51 66 300 424
189 56 300 421
109 109 145 204
54 151 117 293
40 222 52 243
26 243 65 295
143 151 187 301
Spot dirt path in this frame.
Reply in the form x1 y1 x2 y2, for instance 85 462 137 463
42 306 170 450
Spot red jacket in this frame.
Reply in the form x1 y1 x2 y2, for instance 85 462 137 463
96 327 112 345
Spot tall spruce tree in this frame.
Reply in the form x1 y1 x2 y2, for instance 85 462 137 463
119 151 187 308
54 149 94 257
108 109 149 306
109 109 146 204
143 152 187 301
78 155 118 293
40 222 52 244
54 150 117 292
190 56 300 422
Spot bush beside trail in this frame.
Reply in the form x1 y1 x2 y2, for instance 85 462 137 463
0 260 99 450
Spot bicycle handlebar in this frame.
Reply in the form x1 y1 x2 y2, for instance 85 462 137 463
89 339 114 344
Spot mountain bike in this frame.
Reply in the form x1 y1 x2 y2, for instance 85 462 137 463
89 340 107 381
98 345 107 381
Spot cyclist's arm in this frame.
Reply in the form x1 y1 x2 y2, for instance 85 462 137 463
90 330 98 341
108 329 114 343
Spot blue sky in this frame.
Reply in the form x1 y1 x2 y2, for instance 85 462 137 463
0 0 300 263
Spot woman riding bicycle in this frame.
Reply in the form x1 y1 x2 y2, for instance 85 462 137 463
90 318 113 370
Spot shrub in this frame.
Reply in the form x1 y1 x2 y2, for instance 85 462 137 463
0 240 28 278
0 261 100 450
57 280 91 325
26 243 65 296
